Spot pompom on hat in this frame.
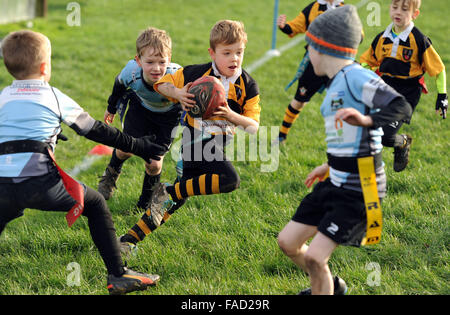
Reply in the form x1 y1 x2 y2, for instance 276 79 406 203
305 5 363 60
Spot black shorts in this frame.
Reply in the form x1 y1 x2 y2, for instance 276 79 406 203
294 61 329 103
123 100 182 152
381 75 422 110
292 178 375 247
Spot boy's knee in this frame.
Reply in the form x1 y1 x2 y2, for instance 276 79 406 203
304 252 325 273
220 171 240 193
291 99 306 110
277 232 298 257
145 159 163 175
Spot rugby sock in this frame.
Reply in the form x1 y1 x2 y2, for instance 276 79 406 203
109 149 125 173
123 208 173 244
166 174 221 201
279 104 301 138
394 134 407 148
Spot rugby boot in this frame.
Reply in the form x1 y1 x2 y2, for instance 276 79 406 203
98 166 120 200
149 183 176 227
298 276 348 295
117 235 138 257
393 134 412 172
107 267 159 295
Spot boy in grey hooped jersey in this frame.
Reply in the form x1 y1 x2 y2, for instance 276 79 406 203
277 6 412 295
0 30 165 295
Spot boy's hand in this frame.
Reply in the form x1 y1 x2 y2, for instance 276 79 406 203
277 14 287 28
436 93 448 119
212 101 233 120
305 163 329 188
133 136 166 163
177 82 196 111
334 108 373 127
104 110 115 125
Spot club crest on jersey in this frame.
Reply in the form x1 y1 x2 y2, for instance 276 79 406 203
331 98 344 111
402 48 413 61
299 87 307 96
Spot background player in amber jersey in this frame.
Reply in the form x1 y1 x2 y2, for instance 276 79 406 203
273 0 344 145
360 0 447 172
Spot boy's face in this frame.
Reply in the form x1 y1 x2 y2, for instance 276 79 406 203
136 47 170 85
390 1 419 31
208 41 245 78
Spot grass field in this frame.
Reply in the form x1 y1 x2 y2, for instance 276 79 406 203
0 0 448 295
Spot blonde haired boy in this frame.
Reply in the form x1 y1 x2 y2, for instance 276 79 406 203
98 27 183 210
0 30 165 294
360 0 447 172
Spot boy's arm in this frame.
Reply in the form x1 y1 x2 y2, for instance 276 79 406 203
420 40 447 118
435 70 447 119
106 75 127 114
155 82 195 111
278 10 307 37
54 88 165 162
335 97 412 129
213 102 259 134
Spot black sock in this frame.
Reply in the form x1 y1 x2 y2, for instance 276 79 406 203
109 149 125 173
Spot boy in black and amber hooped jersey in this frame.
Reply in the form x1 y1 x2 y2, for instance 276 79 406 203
119 20 261 247
360 0 447 172
273 0 344 145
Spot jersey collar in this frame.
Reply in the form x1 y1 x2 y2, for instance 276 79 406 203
317 0 344 9
382 22 414 42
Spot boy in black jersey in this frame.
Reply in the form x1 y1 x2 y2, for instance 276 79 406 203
360 0 447 172
119 20 261 246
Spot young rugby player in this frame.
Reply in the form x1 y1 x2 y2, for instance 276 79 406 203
360 0 447 172
0 30 164 294
273 0 344 145
98 27 182 209
119 20 261 246
277 6 413 295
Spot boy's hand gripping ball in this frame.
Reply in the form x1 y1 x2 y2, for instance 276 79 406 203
188 76 227 119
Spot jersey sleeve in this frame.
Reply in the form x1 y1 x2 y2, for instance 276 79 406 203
153 67 185 103
422 43 445 78
52 87 96 136
286 10 308 37
346 67 402 110
359 34 382 69
242 79 261 122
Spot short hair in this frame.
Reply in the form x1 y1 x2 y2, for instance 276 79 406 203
136 27 172 58
2 30 50 79
209 20 248 51
391 0 421 12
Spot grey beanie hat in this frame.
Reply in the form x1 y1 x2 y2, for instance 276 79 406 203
305 5 363 60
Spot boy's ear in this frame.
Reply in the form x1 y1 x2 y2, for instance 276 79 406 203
208 48 215 60
135 55 142 67
412 9 420 19
40 62 48 76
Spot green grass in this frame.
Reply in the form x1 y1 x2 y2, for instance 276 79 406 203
0 0 449 295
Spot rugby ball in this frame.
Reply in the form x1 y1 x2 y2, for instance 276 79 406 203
188 76 227 119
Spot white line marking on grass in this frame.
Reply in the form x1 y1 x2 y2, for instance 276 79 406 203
246 0 370 74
